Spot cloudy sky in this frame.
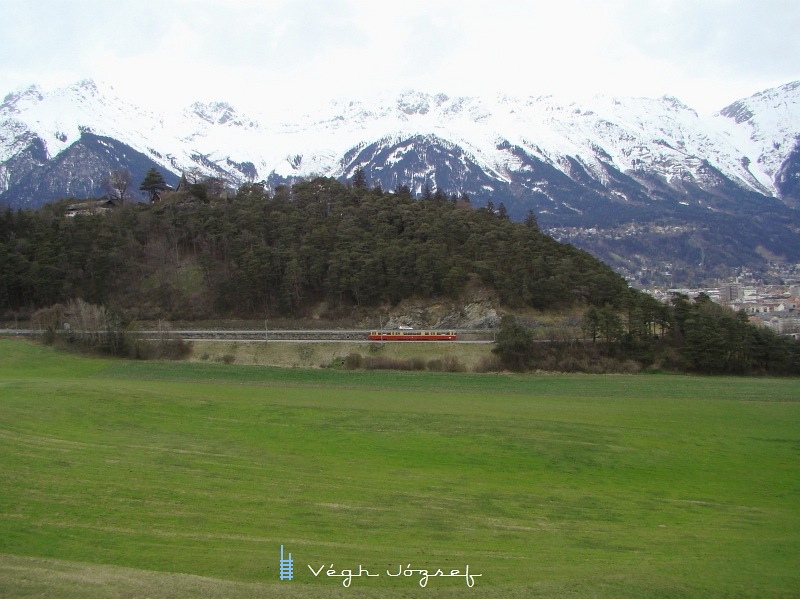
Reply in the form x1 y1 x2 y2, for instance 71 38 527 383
1 0 798 116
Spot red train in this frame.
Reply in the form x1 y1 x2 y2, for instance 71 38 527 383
367 330 457 341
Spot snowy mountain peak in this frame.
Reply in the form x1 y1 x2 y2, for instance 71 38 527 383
189 101 249 127
716 80 800 186
720 80 800 124
394 90 454 115
70 78 101 95
1 78 799 216
2 85 45 113
659 95 696 114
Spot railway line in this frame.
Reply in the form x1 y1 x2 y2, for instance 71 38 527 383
0 329 496 343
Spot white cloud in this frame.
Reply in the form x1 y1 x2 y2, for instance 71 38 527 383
1 0 798 115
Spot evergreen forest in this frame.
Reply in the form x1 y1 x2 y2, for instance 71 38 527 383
0 177 628 318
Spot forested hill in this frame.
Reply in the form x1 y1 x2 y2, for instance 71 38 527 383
0 177 631 320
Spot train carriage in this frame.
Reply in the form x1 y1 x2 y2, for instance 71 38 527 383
367 330 457 341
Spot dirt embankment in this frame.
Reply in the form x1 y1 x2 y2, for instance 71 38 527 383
188 340 495 370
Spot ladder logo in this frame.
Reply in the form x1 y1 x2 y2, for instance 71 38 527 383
279 545 294 581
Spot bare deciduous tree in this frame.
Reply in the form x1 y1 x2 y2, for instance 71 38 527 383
103 168 132 205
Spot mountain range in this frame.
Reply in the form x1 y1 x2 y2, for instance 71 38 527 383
1 79 799 285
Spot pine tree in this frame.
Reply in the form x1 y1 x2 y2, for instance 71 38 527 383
524 210 539 231
352 167 367 189
140 168 167 202
498 202 508 219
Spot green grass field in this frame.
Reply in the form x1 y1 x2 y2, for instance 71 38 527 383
1 339 799 598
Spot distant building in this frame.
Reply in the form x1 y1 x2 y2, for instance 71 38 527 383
719 282 743 304
65 198 119 217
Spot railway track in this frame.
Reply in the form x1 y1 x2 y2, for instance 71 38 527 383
1 329 496 342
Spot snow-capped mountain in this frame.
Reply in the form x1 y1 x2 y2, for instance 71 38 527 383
718 80 800 206
1 78 799 282
2 79 799 210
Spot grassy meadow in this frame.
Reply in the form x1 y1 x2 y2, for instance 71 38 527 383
1 338 799 598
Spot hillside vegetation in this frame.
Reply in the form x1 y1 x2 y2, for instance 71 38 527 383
0 177 628 319
2 176 798 375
